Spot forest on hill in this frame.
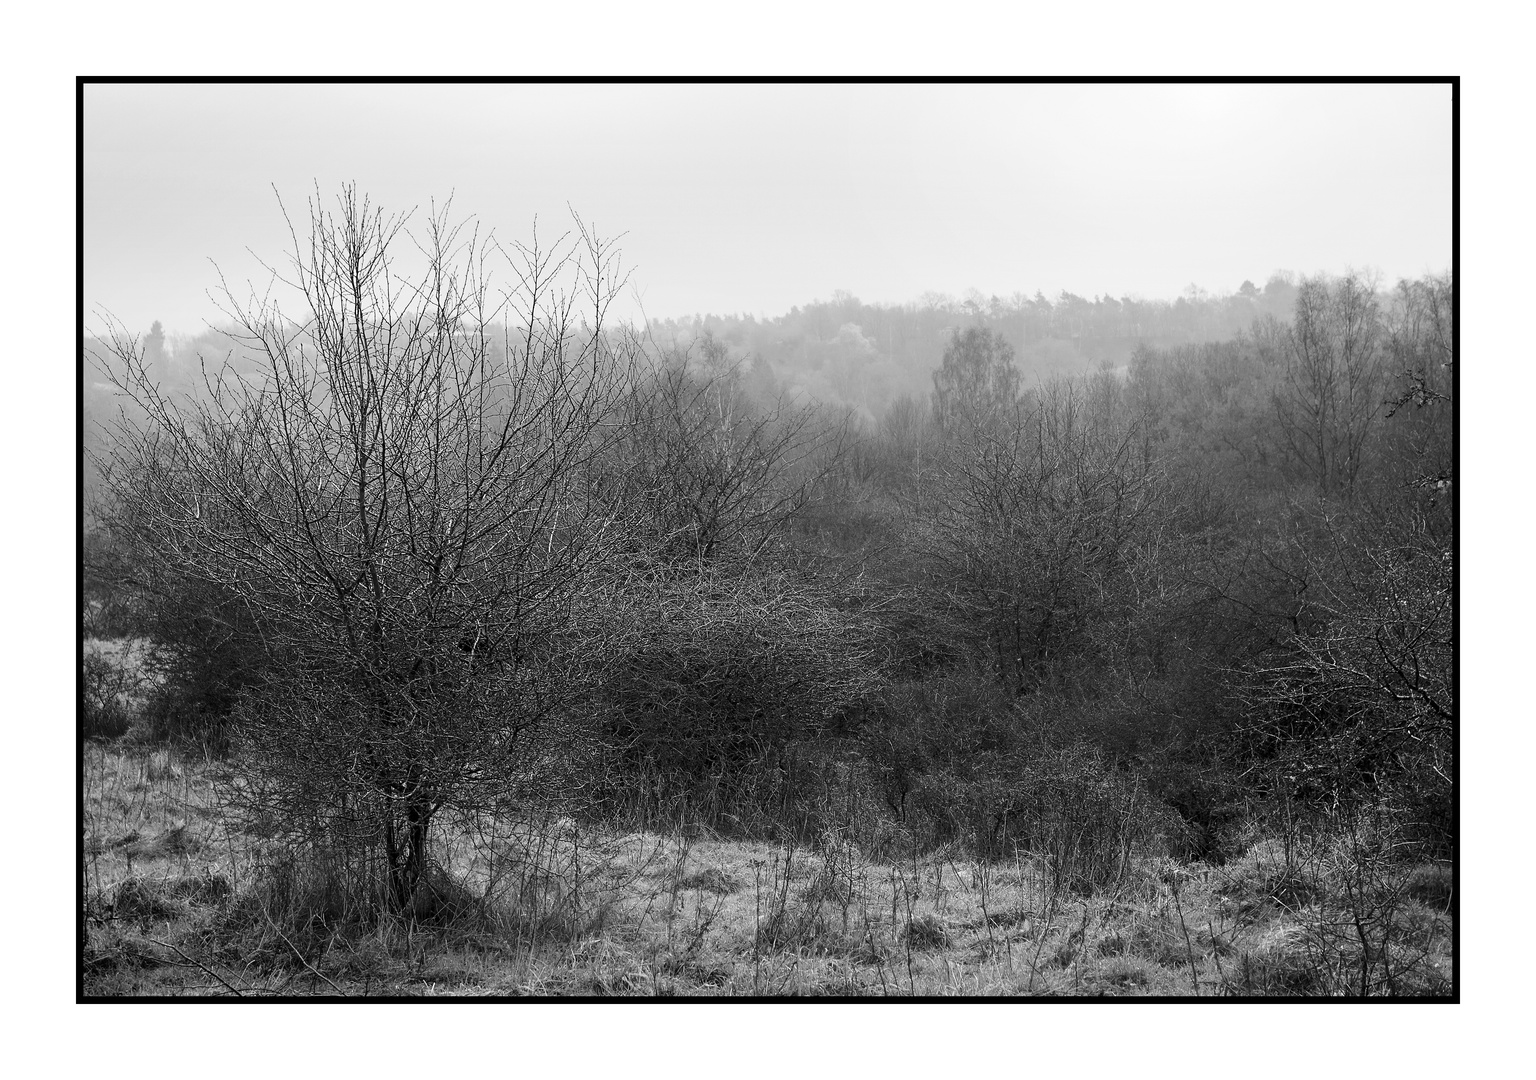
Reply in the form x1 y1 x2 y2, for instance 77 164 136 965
611 275 1303 422
81 190 1453 997
82 273 1300 502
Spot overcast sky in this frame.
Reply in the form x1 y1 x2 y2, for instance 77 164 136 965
84 81 1451 336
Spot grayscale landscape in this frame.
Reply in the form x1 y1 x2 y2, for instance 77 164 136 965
81 81 1453 998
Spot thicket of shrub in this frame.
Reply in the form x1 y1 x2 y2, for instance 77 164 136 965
81 650 138 741
591 568 885 832
81 189 1451 996
860 675 1183 887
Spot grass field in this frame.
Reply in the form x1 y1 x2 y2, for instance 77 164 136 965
81 741 1453 997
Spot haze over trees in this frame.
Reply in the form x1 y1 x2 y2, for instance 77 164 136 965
82 187 1453 997
636 275 1305 424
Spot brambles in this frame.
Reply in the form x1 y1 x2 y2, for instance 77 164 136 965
594 566 885 834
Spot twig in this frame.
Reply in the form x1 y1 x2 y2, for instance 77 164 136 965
148 938 246 997
265 920 346 995
1071 903 1091 994
1027 867 1057 995
1169 875 1200 995
1206 919 1227 989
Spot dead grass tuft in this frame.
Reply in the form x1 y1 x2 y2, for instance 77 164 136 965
677 867 741 895
109 876 191 922
1404 862 1453 910
902 913 951 950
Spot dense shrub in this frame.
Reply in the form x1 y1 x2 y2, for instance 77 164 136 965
594 567 885 831
82 529 142 639
81 649 138 741
863 675 1182 883
1231 514 1453 857
1023 746 1185 895
130 582 258 754
81 528 254 751
864 674 1024 845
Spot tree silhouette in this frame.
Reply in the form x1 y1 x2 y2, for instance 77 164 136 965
931 327 1020 436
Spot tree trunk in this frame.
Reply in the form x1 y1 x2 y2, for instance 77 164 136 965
386 798 432 913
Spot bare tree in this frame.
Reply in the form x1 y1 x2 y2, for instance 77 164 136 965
1385 273 1453 397
91 186 639 911
1273 273 1387 495
611 351 831 566
929 373 1169 693
1382 273 1454 502
931 327 1020 438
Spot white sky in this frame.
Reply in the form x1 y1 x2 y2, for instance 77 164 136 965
84 81 1451 335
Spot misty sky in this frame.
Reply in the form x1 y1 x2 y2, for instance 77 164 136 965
84 82 1451 336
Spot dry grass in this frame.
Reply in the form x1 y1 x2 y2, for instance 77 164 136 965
81 745 1454 998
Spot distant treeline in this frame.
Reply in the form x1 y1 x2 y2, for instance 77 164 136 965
641 274 1305 420
86 273 1302 444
